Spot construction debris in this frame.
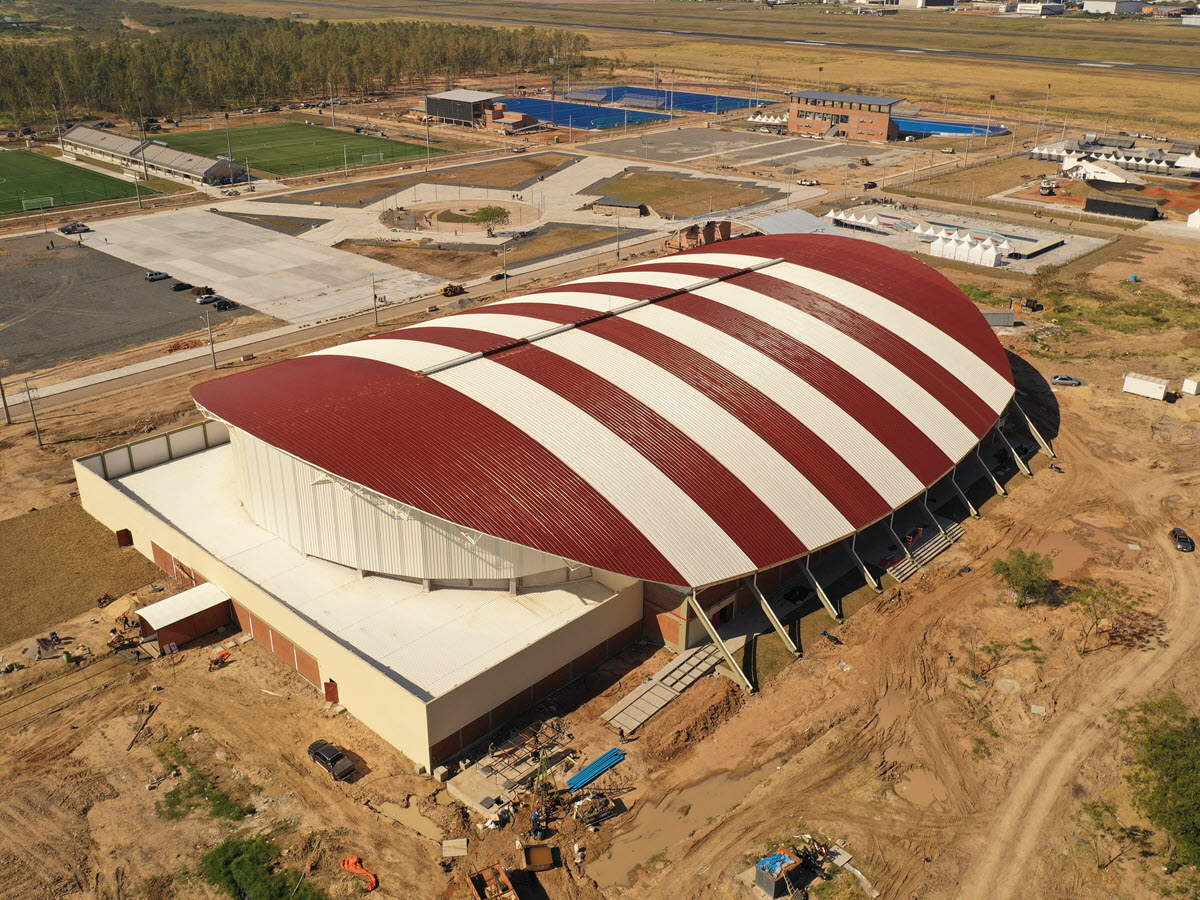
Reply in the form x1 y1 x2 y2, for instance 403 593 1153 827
340 856 377 892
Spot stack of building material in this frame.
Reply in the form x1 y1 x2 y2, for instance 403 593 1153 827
567 748 625 792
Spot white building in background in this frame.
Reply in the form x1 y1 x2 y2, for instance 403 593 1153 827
1082 0 1142 11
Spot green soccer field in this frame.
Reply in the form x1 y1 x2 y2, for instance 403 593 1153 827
0 150 154 216
161 122 442 177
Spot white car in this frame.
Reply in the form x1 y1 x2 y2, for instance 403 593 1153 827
196 294 219 304
144 271 170 282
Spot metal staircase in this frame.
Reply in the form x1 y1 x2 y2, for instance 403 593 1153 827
885 521 967 583
601 644 723 735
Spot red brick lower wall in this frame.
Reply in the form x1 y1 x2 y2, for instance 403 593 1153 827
429 620 643 767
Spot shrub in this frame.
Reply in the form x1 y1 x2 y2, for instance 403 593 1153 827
991 548 1053 608
201 837 327 900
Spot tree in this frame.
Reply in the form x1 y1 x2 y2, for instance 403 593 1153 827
1031 263 1062 297
991 548 1053 608
1068 577 1138 654
1116 693 1200 866
470 205 510 237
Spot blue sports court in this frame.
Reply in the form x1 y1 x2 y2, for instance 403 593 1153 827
501 97 667 130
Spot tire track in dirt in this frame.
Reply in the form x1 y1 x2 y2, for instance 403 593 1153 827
955 426 1200 900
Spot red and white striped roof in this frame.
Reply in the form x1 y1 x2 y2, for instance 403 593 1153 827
192 235 1014 588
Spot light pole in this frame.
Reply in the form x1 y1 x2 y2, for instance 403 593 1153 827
52 103 63 151
136 96 150 182
328 81 336 128
1035 83 1050 147
371 274 379 325
224 112 233 161
817 66 823 92
984 94 994 149
616 216 621 260
200 312 217 369
502 239 510 291
754 60 760 108
24 379 41 447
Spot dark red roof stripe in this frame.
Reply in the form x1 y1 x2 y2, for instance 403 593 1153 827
191 355 685 585
581 316 889 530
678 235 1012 380
384 326 807 567
659 293 954 485
732 271 1003 438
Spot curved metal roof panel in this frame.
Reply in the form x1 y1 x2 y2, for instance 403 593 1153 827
192 235 1014 588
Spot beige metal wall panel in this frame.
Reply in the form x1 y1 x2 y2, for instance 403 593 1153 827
230 430 580 584
130 435 171 471
73 460 436 769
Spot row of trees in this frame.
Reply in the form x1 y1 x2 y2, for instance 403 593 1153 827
0 19 594 123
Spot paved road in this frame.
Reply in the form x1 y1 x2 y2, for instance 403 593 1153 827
279 0 1200 76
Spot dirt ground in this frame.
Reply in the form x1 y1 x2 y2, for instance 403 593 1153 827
5 150 1200 899
592 171 772 218
335 225 617 280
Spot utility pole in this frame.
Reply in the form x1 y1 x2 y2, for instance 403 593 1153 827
616 216 621 260
52 103 63 152
136 96 150 182
24 379 41 447
425 115 431 171
502 240 509 291
329 81 336 128
817 66 823 92
343 144 348 177
201 312 217 369
0 376 10 426
371 275 379 325
984 94 995 149
754 60 760 108
1035 82 1050 147
224 112 233 160
550 74 557 131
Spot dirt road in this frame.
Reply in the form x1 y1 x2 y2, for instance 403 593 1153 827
956 432 1200 898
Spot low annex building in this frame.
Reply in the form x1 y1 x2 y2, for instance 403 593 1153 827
77 235 1045 771
60 125 246 187
788 90 902 141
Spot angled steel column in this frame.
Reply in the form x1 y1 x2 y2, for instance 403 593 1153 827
996 424 1032 476
922 490 946 536
750 575 799 656
685 590 754 693
848 533 881 591
949 466 980 519
886 511 914 561
1011 398 1056 459
975 444 1007 496
802 557 842 622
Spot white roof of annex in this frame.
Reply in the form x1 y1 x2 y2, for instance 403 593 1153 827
114 444 614 701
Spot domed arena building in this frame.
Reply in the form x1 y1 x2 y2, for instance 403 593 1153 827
77 234 1052 771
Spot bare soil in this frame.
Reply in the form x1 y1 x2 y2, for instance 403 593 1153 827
335 225 616 280
595 171 770 218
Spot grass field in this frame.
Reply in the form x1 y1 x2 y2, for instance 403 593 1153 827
597 171 772 218
161 122 443 177
0 150 153 216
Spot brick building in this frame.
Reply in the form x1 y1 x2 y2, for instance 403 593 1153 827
788 90 903 141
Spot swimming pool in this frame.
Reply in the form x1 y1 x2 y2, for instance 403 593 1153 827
893 117 1010 137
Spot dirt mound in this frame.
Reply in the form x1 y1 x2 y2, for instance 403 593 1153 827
639 676 744 765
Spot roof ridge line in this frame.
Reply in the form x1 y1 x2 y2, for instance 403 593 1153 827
417 256 785 378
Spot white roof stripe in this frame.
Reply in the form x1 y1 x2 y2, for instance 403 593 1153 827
568 270 706 291
771 262 1014 411
395 316 854 549
625 301 928 507
633 252 1012 411
688 281 979 456
433 360 756 585
309 337 462 371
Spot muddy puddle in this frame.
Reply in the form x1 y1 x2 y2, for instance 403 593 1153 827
374 798 444 841
588 761 780 888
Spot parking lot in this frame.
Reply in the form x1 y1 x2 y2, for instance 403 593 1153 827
592 127 812 164
0 235 252 376
86 208 444 325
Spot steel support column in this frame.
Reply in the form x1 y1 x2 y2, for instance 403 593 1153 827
848 533 881 591
750 575 799 656
949 467 980 519
803 557 841 622
975 444 1007 496
922 490 946 536
886 511 914 561
996 425 1032 476
685 590 754 692
1012 398 1056 459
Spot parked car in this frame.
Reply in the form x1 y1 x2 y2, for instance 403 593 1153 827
863 181 878 190
170 282 193 292
510 146 527 153
1050 375 1082 387
308 740 356 781
196 294 219 304
59 221 91 234
214 299 239 312
144 271 170 282
940 147 955 154
1170 528 1195 553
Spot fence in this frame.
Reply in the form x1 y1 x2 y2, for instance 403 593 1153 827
76 420 230 481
